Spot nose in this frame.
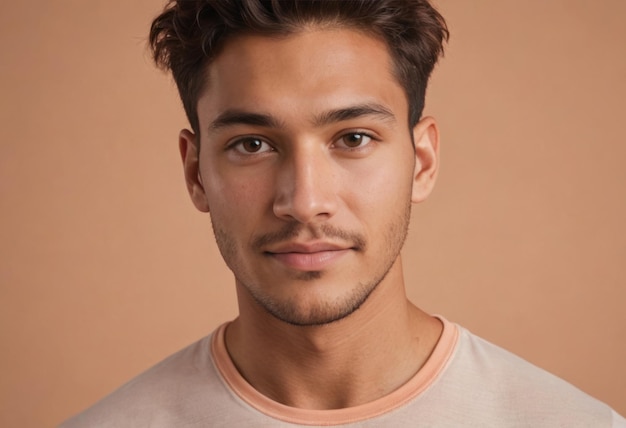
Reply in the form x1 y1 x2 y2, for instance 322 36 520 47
272 145 338 224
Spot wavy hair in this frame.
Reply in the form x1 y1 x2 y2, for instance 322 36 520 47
149 0 449 135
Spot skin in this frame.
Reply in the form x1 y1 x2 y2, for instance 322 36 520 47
179 27 442 409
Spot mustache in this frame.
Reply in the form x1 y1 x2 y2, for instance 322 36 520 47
252 223 366 251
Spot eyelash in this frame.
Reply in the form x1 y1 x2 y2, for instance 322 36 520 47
226 136 274 155
226 130 379 155
334 130 378 150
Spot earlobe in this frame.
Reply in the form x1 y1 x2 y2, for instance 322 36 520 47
179 129 210 212
411 116 440 203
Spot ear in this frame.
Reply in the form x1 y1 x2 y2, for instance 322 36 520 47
179 129 210 212
411 116 440 203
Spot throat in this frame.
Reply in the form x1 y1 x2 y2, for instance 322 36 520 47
224 302 443 410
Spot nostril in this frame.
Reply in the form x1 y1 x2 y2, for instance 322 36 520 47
272 185 337 224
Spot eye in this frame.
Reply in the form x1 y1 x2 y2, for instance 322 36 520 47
230 137 274 154
336 132 374 149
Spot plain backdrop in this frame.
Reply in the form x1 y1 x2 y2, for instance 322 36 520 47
1 1 624 426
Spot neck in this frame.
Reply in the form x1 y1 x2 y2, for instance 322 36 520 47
224 258 443 409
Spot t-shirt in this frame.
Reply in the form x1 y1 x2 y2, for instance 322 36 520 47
60 318 626 427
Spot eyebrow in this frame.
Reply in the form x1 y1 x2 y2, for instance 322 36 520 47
208 111 284 132
207 102 396 133
312 103 396 127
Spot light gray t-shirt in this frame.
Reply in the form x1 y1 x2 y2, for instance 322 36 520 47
61 318 625 427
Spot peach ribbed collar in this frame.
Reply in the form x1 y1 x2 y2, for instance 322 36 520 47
210 316 458 426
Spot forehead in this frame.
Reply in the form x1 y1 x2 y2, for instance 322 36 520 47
198 28 408 128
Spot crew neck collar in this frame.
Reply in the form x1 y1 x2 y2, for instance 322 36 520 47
210 316 458 425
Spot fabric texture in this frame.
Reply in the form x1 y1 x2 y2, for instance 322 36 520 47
60 318 625 427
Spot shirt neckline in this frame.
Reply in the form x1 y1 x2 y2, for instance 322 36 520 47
210 316 459 425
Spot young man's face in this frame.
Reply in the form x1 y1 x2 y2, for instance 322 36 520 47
180 28 438 326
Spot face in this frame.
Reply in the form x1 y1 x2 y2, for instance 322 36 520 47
180 28 439 326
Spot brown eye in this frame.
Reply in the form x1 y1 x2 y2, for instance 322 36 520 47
339 133 372 148
241 138 263 152
232 137 273 154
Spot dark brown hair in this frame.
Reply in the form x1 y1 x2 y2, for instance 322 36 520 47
149 0 449 135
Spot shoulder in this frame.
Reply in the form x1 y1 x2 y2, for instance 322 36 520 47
433 323 622 426
59 328 233 428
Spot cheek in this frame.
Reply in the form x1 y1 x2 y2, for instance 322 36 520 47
205 172 274 228
345 153 414 211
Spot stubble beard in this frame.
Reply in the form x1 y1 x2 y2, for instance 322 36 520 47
211 200 412 327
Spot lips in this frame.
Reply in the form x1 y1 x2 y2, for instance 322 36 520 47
265 242 352 271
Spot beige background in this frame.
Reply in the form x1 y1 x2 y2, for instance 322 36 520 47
1 1 624 426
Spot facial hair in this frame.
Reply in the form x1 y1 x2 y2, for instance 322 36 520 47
211 199 411 327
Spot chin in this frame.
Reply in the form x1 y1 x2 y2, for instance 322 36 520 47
246 278 377 327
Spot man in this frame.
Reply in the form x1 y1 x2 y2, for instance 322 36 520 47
61 0 625 426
